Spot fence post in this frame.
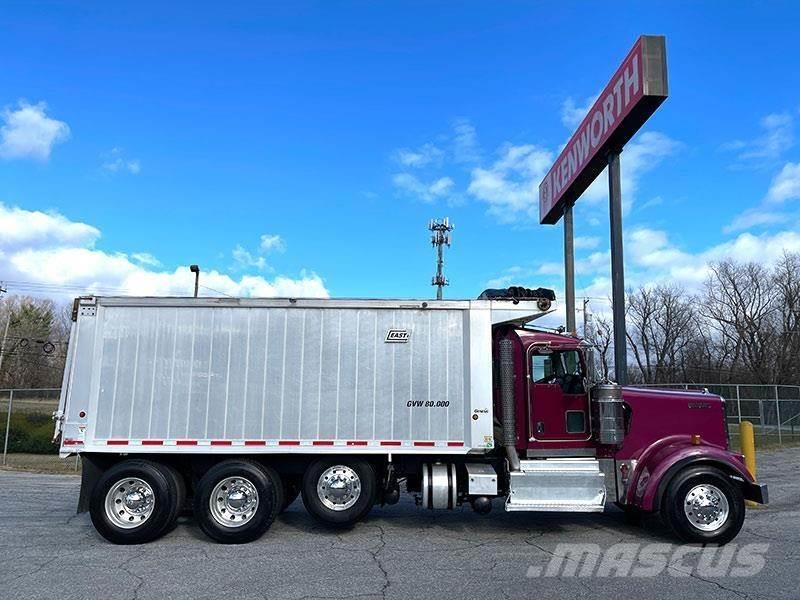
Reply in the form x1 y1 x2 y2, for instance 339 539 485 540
736 385 742 425
2 390 13 466
775 385 782 446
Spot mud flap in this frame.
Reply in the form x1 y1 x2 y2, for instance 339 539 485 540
77 455 105 514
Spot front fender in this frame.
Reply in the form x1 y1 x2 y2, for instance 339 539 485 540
625 435 754 512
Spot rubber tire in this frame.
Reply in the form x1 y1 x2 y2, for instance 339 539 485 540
301 459 377 527
280 475 301 513
89 459 179 545
662 466 745 545
194 460 279 544
159 463 187 532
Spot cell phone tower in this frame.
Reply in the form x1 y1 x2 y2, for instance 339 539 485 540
429 218 454 300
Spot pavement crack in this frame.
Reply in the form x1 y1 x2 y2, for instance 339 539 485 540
368 523 390 600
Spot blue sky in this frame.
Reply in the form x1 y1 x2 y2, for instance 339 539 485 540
1 2 800 317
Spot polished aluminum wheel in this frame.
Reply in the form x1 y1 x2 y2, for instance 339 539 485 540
209 476 259 528
104 477 156 529
317 465 361 511
683 484 730 532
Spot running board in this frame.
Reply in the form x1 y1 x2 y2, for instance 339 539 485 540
505 458 606 513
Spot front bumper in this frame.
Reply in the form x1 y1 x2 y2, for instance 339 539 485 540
744 481 769 505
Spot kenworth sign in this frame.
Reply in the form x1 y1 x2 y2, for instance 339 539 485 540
539 35 668 224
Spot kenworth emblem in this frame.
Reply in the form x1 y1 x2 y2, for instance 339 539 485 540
385 329 410 343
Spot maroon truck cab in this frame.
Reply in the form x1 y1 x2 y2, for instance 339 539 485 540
492 325 768 544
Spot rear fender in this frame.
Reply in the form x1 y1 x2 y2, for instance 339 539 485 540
625 435 755 512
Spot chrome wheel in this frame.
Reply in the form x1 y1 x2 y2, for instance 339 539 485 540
209 476 259 528
104 477 156 529
683 484 730 532
317 465 361 511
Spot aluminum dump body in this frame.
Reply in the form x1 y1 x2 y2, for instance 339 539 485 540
57 297 546 456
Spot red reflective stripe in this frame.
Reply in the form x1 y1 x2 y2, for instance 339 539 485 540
347 441 368 446
279 440 300 446
211 440 232 446
447 441 465 447
313 441 334 446
141 440 163 446
380 441 401 446
244 440 265 446
414 441 435 447
176 440 197 446
63 438 83 446
107 439 128 445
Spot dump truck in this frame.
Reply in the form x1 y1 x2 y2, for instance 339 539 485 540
54 290 767 544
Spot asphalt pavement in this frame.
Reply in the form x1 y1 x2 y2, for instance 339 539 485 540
1 448 798 600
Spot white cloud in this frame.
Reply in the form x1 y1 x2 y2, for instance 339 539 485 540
560 94 599 129
485 265 526 288
724 209 785 233
766 162 800 203
574 235 600 250
0 101 70 161
131 252 161 267
624 226 800 291
0 202 328 299
232 234 286 272
490 226 800 326
452 118 480 164
536 262 563 276
582 131 680 210
259 234 285 253
394 143 444 168
467 143 553 221
102 147 141 174
232 245 267 271
392 173 454 202
391 121 675 222
724 112 794 167
725 162 800 233
0 204 98 249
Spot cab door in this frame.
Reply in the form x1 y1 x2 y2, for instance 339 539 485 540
528 349 591 442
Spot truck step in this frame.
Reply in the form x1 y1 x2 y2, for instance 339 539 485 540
505 458 606 513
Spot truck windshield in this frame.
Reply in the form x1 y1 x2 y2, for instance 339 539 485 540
531 350 585 394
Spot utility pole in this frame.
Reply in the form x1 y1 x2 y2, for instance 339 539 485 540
582 297 592 340
429 218 454 300
0 284 9 388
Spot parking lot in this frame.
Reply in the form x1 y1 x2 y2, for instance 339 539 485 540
1 448 797 600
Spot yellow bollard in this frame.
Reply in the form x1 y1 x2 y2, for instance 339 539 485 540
740 421 758 508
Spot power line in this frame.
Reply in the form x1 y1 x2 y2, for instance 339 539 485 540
199 285 235 298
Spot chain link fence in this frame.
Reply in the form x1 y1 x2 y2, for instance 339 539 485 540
2 384 798 473
0 388 80 473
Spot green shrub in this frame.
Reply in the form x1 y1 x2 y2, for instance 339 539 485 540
0 411 58 454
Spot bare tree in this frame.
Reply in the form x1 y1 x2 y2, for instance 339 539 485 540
772 252 800 383
701 261 778 384
626 285 697 383
593 316 614 380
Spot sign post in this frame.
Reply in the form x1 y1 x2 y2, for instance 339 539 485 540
538 35 668 384
564 204 576 334
607 151 627 384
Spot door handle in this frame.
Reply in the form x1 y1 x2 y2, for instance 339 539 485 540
536 421 545 434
